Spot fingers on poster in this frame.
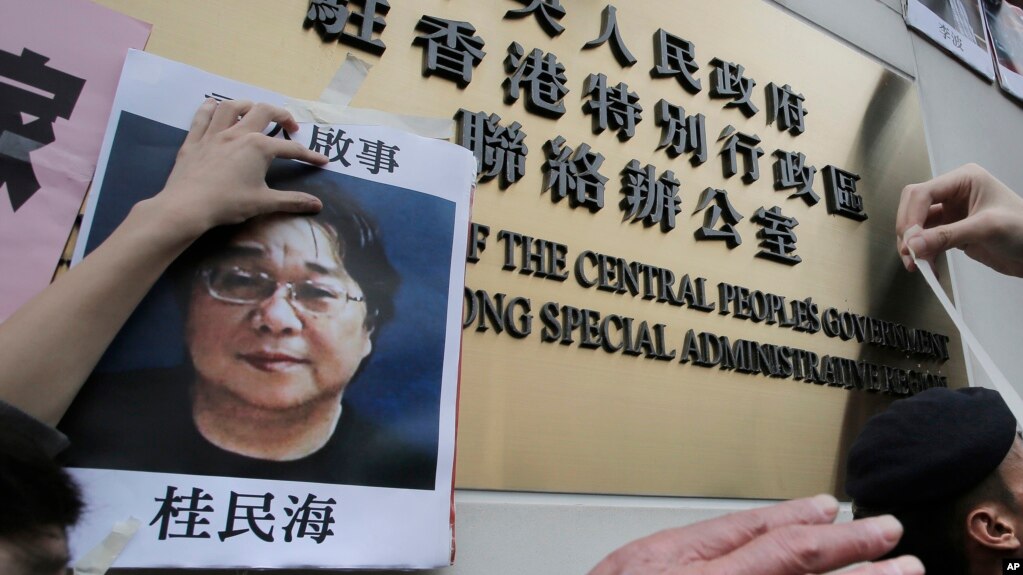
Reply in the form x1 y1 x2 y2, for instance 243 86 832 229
59 51 474 570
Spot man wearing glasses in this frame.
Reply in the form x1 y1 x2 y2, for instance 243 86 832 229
2 99 932 574
184 186 396 463
58 174 432 489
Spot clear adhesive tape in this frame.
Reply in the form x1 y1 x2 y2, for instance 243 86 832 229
905 224 1023 424
72 517 141 575
284 52 454 139
285 100 454 139
319 52 371 107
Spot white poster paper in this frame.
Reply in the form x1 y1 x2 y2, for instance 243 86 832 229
59 50 473 570
905 0 997 79
983 0 1023 101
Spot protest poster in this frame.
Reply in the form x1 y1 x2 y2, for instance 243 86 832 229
983 0 1023 101
0 0 150 321
57 50 473 569
904 0 997 78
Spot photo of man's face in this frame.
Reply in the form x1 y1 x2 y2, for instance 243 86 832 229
59 112 450 490
185 215 374 458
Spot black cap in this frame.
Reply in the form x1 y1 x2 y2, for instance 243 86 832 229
846 387 1017 509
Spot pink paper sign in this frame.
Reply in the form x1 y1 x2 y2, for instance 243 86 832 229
0 0 150 321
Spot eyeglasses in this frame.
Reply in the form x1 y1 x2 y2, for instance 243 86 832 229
201 265 364 314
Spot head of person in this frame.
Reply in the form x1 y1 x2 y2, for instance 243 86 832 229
847 387 1022 575
0 432 83 575
174 174 398 438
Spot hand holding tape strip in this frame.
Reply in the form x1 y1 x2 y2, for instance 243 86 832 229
904 224 1023 425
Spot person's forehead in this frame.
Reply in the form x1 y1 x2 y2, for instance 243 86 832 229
232 216 332 245
227 217 342 267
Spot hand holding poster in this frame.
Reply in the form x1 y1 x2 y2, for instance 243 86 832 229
57 50 473 569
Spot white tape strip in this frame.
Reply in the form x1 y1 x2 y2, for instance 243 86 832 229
0 132 95 182
285 52 453 139
905 225 1023 423
73 517 141 575
0 131 44 161
285 99 454 139
319 53 371 107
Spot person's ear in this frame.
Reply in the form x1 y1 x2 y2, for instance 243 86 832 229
360 324 374 359
966 505 1023 552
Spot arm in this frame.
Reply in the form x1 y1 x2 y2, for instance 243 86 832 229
587 495 922 575
0 99 328 426
896 163 1023 276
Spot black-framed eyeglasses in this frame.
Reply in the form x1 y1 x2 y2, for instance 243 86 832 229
201 265 364 314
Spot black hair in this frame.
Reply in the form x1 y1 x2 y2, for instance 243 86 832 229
853 470 1017 575
0 430 82 571
171 164 400 335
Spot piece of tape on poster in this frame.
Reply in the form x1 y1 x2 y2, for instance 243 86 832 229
0 131 44 161
0 131 96 182
905 225 1023 424
73 517 140 575
285 53 454 139
286 99 453 139
319 52 371 108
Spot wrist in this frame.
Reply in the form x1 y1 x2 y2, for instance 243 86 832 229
121 195 208 255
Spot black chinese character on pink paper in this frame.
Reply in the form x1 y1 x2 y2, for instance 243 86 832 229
766 82 808 135
542 136 607 212
753 206 801 265
413 16 486 88
655 99 706 166
357 138 399 174
504 0 566 37
719 126 764 184
309 125 354 166
620 160 681 233
651 29 701 94
0 48 84 212
583 5 637 67
583 73 642 140
283 494 337 544
219 492 275 542
823 165 867 220
773 150 818 206
709 58 758 117
303 0 390 55
456 109 528 189
694 187 743 248
504 43 569 118
150 486 214 540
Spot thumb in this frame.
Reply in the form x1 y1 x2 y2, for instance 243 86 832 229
262 189 323 215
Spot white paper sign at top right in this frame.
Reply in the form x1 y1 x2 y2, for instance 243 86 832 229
905 0 997 79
